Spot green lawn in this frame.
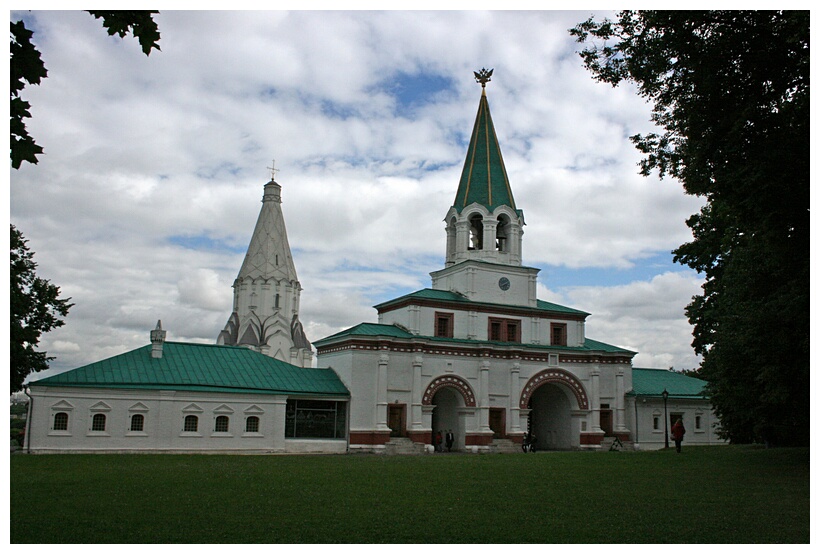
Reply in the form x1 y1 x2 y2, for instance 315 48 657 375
10 446 808 543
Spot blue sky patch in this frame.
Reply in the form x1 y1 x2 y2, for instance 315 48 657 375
169 235 246 254
378 71 455 116
539 252 700 290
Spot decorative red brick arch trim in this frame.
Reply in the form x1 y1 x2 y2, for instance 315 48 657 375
422 375 477 407
520 369 589 410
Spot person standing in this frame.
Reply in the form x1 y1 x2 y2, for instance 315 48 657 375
445 429 454 452
435 430 443 452
671 418 686 453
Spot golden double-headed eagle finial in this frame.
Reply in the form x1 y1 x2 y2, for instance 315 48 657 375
474 67 493 88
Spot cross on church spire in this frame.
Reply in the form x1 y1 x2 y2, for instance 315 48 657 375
267 159 279 181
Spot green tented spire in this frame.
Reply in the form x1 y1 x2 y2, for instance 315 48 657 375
453 71 516 213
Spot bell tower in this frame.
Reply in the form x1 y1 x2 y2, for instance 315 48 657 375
444 68 524 267
432 69 537 307
217 164 313 367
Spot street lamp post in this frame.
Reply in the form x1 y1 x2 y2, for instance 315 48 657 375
662 388 669 449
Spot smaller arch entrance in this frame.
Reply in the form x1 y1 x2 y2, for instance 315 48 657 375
423 375 476 452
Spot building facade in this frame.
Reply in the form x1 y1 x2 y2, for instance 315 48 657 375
24 73 724 454
26 322 349 454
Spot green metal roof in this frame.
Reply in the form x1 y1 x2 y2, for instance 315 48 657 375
629 368 708 399
31 342 349 397
453 89 516 214
314 322 633 355
374 288 589 317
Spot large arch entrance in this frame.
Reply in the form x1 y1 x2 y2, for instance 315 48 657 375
521 369 589 451
528 383 573 450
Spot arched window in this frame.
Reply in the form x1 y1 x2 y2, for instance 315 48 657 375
245 416 260 433
468 214 483 250
91 413 107 432
130 414 145 432
214 415 229 433
496 215 509 251
53 412 69 431
184 415 199 433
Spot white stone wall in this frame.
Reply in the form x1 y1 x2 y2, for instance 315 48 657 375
627 396 726 450
318 343 633 449
380 304 586 347
26 386 348 454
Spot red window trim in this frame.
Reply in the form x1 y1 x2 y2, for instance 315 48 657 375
488 317 521 342
435 312 454 338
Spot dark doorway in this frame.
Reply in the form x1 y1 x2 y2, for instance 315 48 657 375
600 409 613 436
489 408 506 438
388 404 405 438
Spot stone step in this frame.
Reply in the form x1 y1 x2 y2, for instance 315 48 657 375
384 437 426 455
491 438 521 454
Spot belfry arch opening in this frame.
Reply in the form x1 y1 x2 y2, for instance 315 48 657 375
496 214 510 252
468 213 483 250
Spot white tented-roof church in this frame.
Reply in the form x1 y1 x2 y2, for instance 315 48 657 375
25 73 724 454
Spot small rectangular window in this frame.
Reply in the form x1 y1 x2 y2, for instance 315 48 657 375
245 416 260 433
53 412 69 431
551 323 567 346
184 415 199 432
130 414 145 432
91 413 106 432
653 416 660 430
488 318 521 342
214 415 229 433
434 312 454 338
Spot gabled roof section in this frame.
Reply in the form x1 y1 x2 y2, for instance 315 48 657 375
313 321 632 356
374 288 589 317
316 323 415 344
629 368 708 399
31 342 349 397
453 87 516 214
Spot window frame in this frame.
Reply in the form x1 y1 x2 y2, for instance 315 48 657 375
285 399 347 440
183 414 199 434
129 413 145 432
90 413 107 432
550 322 567 346
53 411 69 431
434 312 454 338
214 415 230 434
245 416 260 434
488 317 521 343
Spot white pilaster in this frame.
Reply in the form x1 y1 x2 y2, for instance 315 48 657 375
376 351 390 431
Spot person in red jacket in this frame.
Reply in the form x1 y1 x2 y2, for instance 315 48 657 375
671 418 686 453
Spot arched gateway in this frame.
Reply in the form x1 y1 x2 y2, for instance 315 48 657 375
423 375 477 451
520 369 590 450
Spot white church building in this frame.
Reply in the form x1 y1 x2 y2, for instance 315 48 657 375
24 73 723 454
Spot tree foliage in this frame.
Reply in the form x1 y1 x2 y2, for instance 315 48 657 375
10 225 74 392
570 11 809 445
9 11 160 168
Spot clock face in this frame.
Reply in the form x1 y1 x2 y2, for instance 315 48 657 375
498 277 511 291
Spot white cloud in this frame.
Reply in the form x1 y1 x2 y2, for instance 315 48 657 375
10 10 705 376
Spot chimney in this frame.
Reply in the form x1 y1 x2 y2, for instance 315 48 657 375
150 320 167 359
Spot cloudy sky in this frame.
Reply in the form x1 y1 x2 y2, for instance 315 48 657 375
9 9 707 380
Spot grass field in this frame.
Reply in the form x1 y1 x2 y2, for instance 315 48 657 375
10 445 809 543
